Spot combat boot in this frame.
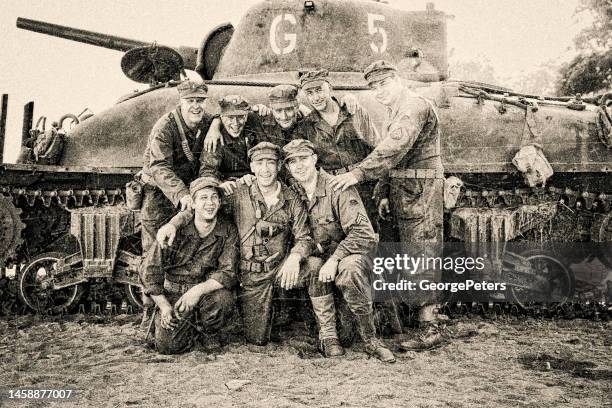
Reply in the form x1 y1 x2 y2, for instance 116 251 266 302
399 324 449 351
418 303 449 323
355 313 395 363
310 294 344 358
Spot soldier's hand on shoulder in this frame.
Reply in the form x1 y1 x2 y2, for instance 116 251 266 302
252 104 271 116
237 174 256 187
220 180 238 195
204 119 224 153
179 195 193 212
329 172 359 192
157 223 177 248
340 93 360 115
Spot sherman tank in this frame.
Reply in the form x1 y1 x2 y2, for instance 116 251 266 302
1 0 610 314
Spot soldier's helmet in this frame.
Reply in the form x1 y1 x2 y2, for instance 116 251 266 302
219 95 250 115
298 69 330 90
248 142 281 162
363 60 397 85
190 176 222 198
268 84 299 108
283 139 316 163
177 80 209 99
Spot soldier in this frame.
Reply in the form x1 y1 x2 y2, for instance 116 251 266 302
140 176 238 354
139 79 212 327
203 84 361 152
283 139 396 363
329 60 447 345
297 69 381 222
198 95 266 194
299 69 404 334
158 142 343 357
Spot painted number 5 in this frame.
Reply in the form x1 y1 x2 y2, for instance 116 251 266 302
270 14 297 55
367 13 387 54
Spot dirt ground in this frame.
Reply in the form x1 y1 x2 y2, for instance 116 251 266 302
0 314 610 408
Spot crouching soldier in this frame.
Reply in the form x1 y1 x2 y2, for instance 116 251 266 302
140 176 239 354
158 142 343 356
283 139 396 363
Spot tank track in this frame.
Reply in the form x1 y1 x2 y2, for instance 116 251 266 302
1 182 610 318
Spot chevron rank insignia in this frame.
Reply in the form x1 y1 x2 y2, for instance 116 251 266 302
354 213 369 225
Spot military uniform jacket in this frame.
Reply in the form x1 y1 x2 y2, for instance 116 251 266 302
142 107 213 206
257 110 307 147
171 182 312 263
302 98 380 174
302 170 378 260
355 88 443 180
141 215 239 296
199 112 265 180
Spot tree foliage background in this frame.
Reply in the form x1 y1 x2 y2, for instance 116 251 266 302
556 0 612 96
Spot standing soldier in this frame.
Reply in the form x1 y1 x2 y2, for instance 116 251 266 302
329 60 446 339
158 142 344 357
139 80 212 327
298 70 381 220
283 139 396 363
140 177 238 354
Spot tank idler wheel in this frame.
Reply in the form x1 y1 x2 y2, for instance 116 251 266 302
507 250 575 309
18 252 85 314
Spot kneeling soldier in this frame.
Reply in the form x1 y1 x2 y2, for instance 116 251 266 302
141 176 238 354
159 142 343 356
283 139 396 363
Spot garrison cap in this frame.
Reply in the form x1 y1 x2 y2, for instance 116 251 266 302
283 139 316 162
363 60 397 85
219 95 250 115
298 69 330 90
189 176 222 198
248 142 281 162
177 80 208 99
268 84 298 108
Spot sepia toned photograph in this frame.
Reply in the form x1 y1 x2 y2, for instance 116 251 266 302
0 0 610 407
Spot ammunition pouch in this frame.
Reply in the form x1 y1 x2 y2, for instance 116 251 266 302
255 219 286 239
251 244 271 258
164 279 198 295
125 172 145 210
512 144 553 187
240 258 282 274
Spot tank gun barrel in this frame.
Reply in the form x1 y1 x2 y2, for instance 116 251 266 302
16 18 197 70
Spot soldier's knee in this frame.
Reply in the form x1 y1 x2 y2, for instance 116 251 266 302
208 289 235 311
199 289 236 328
303 256 324 276
336 255 369 287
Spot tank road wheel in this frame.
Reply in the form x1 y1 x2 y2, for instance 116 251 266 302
591 212 612 268
18 252 85 314
0 196 25 266
124 284 144 311
506 250 575 309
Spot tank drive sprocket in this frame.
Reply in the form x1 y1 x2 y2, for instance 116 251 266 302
0 195 25 266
